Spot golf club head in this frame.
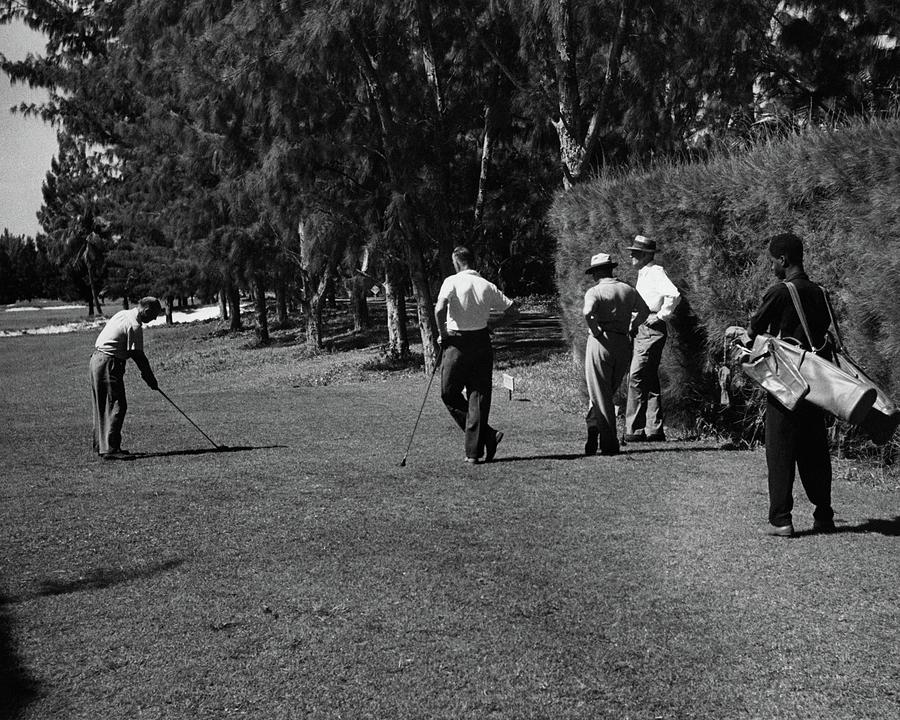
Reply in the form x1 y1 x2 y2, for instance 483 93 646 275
399 457 407 467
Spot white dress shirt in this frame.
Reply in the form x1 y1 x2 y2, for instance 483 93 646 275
94 308 144 358
436 269 513 331
636 262 680 321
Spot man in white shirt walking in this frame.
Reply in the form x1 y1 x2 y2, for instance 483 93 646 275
624 235 681 442
89 297 163 459
434 247 521 463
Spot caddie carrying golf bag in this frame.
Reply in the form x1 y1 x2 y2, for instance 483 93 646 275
737 281 899 445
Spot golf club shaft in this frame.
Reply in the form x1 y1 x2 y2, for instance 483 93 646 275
400 348 442 465
157 389 219 449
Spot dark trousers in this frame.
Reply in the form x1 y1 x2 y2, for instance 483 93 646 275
765 396 833 527
90 351 127 455
440 330 495 459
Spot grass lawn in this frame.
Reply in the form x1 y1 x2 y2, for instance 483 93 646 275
1 316 898 719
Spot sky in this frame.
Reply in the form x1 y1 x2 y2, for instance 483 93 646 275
0 19 58 238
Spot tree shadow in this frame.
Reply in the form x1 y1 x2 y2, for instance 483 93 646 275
0 559 185 605
132 444 285 459
0 590 39 719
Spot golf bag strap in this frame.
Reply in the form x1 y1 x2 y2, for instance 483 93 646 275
784 281 830 354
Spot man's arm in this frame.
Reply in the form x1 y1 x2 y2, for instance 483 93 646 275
129 350 159 390
654 267 681 322
630 292 651 337
488 302 521 330
434 296 450 343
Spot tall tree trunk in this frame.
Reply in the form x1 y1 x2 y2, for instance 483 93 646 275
346 275 371 332
302 271 332 350
275 275 288 326
474 102 498 233
414 0 454 278
227 283 242 331
384 263 409 359
551 0 635 188
404 237 440 373
350 26 440 370
254 274 269 344
86 291 96 317
85 266 102 317
165 295 174 325
218 289 228 320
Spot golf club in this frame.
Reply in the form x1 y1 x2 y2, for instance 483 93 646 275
399 348 443 467
157 388 224 450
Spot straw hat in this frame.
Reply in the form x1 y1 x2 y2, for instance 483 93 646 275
584 252 618 274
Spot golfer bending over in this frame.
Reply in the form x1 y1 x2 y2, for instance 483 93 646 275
435 246 520 464
89 297 163 460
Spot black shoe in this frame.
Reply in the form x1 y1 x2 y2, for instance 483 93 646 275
624 433 646 443
584 429 599 456
599 446 620 456
812 518 836 533
485 431 504 462
102 450 133 461
645 433 667 442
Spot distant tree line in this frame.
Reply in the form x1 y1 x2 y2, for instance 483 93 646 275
1 0 898 366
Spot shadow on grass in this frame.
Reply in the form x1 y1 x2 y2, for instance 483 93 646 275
491 453 585 463
0 591 39 718
491 445 728 463
132 444 285 459
798 516 900 537
0 559 185 606
619 445 732 455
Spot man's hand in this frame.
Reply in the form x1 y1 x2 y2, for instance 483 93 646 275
144 374 159 391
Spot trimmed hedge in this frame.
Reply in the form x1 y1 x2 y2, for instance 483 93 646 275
550 118 900 437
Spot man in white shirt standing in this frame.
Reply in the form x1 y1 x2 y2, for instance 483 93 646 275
624 235 681 442
435 246 521 463
90 297 163 459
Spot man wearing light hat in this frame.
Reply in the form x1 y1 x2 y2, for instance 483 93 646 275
583 252 649 455
89 296 163 459
624 235 681 442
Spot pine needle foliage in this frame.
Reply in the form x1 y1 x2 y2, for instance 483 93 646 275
550 116 900 449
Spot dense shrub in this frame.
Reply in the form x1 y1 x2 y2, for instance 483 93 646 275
550 117 900 446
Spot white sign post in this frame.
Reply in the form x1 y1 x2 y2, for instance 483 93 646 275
502 373 515 401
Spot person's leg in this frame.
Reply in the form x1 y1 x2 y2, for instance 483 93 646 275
625 326 651 437
765 397 796 527
440 343 470 433
604 336 632 452
465 337 493 459
796 404 834 524
643 330 667 438
107 358 128 452
89 353 108 454
584 337 603 449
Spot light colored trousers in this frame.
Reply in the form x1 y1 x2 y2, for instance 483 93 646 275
625 323 667 437
90 351 127 455
584 333 632 452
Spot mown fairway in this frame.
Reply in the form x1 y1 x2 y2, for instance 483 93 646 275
1 322 898 719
